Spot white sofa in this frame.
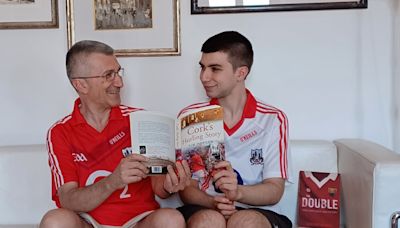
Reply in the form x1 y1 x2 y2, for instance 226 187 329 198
1 139 399 227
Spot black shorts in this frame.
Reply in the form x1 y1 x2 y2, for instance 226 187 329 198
177 204 292 228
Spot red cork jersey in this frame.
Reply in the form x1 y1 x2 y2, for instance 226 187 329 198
47 99 159 226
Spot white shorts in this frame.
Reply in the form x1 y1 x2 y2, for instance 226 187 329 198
80 210 154 228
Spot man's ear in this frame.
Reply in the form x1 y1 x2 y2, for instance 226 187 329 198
71 79 89 94
236 66 249 81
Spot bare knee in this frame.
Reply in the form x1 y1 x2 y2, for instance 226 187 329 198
40 208 90 228
156 208 185 228
227 210 270 228
137 208 185 228
188 209 225 228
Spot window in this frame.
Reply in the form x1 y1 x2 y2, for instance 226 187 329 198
207 0 270 7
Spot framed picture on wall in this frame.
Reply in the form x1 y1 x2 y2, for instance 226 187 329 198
67 0 181 57
191 0 367 14
0 0 58 29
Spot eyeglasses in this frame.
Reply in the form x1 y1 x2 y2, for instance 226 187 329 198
71 68 124 82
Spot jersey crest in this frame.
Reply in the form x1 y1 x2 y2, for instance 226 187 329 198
250 148 264 165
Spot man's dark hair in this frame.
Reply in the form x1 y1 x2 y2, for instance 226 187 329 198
66 40 114 79
201 31 254 71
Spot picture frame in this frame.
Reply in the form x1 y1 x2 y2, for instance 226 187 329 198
191 0 367 14
0 0 58 29
67 0 181 57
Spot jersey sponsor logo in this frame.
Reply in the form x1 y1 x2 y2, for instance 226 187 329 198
239 130 257 142
109 131 126 145
72 153 88 162
250 148 264 165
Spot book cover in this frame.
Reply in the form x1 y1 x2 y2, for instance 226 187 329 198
297 171 341 228
176 105 225 191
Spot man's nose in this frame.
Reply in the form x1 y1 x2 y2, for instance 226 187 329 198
200 69 210 82
113 74 124 87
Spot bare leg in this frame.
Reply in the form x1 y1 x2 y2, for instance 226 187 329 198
227 210 271 228
40 208 93 228
187 209 226 228
135 208 185 228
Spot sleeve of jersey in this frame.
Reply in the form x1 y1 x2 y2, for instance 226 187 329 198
262 112 289 181
46 124 79 207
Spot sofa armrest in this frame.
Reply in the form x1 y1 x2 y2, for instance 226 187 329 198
335 139 400 228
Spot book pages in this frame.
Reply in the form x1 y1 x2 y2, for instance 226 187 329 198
130 111 175 174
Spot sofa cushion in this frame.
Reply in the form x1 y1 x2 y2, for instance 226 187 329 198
0 140 338 226
0 144 54 225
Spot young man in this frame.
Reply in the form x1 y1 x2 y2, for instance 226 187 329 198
178 31 292 228
40 40 191 228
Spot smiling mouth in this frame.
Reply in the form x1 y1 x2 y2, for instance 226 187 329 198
204 85 216 90
107 89 120 95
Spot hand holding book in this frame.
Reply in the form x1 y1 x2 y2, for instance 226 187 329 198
212 161 239 201
163 160 191 194
111 153 150 190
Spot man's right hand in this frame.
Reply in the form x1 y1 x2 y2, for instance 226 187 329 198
57 154 149 212
109 154 149 190
212 161 239 201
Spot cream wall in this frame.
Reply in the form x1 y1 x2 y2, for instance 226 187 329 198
394 1 400 152
0 0 396 149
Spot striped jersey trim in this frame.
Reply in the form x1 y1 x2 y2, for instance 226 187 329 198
177 102 211 117
47 115 71 190
256 101 289 179
120 105 143 116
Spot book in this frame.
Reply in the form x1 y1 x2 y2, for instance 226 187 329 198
297 171 341 228
129 110 176 175
129 105 225 176
176 105 225 189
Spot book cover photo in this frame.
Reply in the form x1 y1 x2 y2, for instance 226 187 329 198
176 105 225 192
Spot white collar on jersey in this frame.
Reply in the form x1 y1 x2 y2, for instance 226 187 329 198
304 171 338 189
